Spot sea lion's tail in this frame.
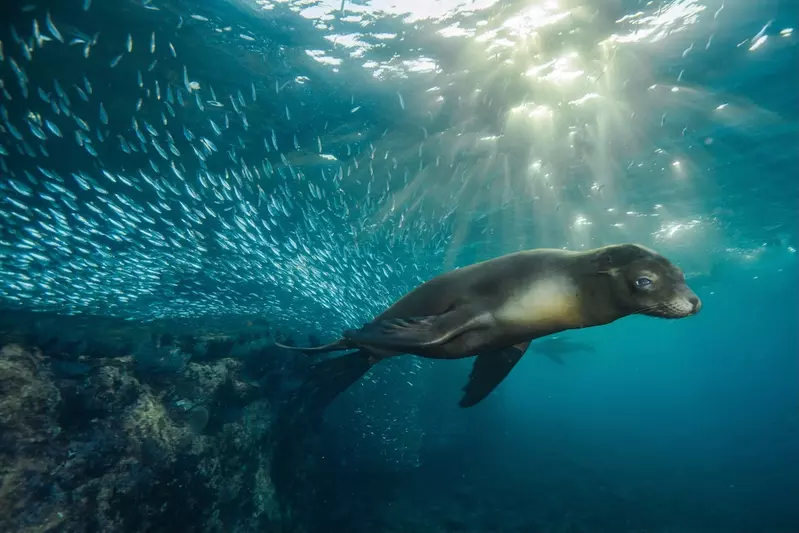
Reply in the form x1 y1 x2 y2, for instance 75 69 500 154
293 350 374 412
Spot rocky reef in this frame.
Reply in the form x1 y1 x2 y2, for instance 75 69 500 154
0 311 317 533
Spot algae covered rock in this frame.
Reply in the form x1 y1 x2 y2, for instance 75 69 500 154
0 312 315 533
0 344 64 533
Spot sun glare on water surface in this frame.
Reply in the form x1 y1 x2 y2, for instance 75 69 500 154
242 0 794 274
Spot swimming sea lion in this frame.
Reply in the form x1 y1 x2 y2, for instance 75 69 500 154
278 243 701 409
530 336 596 365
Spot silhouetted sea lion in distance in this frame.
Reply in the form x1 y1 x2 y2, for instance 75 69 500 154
277 243 701 409
530 336 596 365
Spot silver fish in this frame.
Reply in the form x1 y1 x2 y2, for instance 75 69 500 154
46 11 64 43
75 85 89 102
44 120 62 137
28 120 47 140
33 19 43 48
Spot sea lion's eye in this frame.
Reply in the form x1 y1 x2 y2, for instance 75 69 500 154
635 276 653 288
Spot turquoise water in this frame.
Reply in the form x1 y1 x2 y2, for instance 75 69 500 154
0 0 797 531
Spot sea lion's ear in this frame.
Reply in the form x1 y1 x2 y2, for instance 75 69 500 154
591 249 621 275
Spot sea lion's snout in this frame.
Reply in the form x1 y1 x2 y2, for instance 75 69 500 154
673 285 702 316
687 291 702 314
637 282 701 319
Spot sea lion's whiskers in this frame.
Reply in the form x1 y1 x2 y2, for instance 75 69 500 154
632 303 665 315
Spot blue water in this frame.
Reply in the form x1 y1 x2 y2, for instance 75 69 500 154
1 0 797 531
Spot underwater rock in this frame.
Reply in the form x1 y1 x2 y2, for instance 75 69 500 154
0 345 62 446
0 333 315 533
133 342 192 378
0 345 63 532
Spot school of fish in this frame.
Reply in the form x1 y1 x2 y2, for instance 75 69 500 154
0 3 459 334
1 1 789 338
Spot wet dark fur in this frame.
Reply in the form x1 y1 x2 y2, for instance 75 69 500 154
279 243 700 359
276 243 701 408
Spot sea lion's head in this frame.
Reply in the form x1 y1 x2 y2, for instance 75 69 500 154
598 244 702 319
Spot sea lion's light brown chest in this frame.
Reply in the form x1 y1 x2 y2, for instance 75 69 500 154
494 275 584 332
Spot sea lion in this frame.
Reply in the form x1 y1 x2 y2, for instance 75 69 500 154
278 243 701 409
530 336 596 365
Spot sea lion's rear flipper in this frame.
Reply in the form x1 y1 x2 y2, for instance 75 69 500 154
293 350 376 411
275 351 377 450
459 346 525 408
343 307 491 350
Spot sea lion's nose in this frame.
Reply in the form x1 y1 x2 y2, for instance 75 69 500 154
688 294 702 314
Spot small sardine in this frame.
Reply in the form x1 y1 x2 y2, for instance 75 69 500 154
46 11 64 43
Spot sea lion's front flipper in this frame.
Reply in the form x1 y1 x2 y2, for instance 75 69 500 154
459 346 525 408
344 307 491 350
